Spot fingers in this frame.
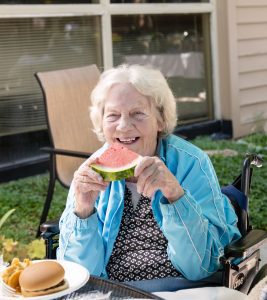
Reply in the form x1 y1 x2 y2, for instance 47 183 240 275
134 156 156 177
74 169 108 193
75 181 108 193
73 156 109 194
83 155 99 167
136 163 157 194
135 156 163 198
74 167 103 184
135 156 184 201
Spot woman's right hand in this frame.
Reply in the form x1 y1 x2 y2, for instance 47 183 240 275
73 156 109 219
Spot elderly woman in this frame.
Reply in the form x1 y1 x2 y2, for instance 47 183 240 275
58 64 240 292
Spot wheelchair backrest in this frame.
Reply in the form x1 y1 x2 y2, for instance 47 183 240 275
221 154 263 237
221 177 249 237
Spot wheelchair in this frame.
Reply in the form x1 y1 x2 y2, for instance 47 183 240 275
40 153 267 295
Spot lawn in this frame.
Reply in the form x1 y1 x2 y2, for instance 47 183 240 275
0 133 266 245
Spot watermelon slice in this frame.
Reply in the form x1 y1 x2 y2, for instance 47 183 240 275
91 143 142 181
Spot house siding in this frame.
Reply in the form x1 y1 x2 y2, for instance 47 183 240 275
226 0 267 137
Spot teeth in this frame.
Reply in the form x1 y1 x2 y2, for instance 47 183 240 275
119 138 136 143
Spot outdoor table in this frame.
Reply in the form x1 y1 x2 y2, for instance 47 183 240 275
57 275 162 299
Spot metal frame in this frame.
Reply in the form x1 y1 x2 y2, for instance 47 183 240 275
0 2 214 67
37 147 90 236
0 2 218 116
222 249 260 293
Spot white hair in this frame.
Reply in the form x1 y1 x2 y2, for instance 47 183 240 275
90 64 177 142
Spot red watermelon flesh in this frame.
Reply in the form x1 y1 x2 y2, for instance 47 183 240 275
96 143 139 168
91 143 141 181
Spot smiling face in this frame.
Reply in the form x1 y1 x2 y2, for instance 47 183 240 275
102 83 163 157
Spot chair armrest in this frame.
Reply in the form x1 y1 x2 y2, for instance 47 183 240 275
225 229 267 258
40 146 91 158
40 219 60 236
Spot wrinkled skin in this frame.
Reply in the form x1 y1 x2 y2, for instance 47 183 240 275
73 156 109 218
74 83 184 218
134 156 184 201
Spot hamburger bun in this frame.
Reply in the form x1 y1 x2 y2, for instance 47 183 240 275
19 260 68 297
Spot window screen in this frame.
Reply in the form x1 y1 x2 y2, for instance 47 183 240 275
0 16 102 137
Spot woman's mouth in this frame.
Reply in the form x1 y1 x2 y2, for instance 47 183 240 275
116 137 139 144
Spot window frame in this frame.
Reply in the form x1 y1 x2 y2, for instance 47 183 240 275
0 0 220 119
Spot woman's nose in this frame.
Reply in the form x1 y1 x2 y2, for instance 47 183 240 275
117 116 132 131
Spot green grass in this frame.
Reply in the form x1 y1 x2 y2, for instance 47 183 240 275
0 133 266 244
0 177 67 243
192 133 267 231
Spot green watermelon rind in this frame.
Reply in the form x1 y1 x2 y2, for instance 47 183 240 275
91 156 141 181
91 165 135 181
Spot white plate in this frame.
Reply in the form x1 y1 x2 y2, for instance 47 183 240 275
0 259 90 300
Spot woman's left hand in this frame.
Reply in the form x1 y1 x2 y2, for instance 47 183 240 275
134 156 184 203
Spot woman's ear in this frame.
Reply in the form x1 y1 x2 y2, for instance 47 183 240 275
157 118 164 132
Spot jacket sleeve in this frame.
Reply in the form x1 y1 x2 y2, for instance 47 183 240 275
159 153 241 281
57 183 105 275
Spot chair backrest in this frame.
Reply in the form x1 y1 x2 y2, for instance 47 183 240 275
36 65 102 186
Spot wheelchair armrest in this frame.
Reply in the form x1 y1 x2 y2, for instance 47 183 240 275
225 229 267 258
40 146 90 158
40 220 60 259
40 219 60 237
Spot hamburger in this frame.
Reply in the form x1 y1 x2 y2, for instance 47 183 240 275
19 260 69 297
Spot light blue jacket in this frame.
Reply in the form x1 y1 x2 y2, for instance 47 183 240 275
58 134 241 281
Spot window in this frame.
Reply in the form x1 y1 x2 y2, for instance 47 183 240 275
0 1 214 135
112 13 212 122
0 16 102 136
0 1 99 4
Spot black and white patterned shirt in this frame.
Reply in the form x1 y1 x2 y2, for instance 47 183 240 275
106 186 180 282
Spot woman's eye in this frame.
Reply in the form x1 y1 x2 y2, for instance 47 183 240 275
133 111 145 118
105 114 119 121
